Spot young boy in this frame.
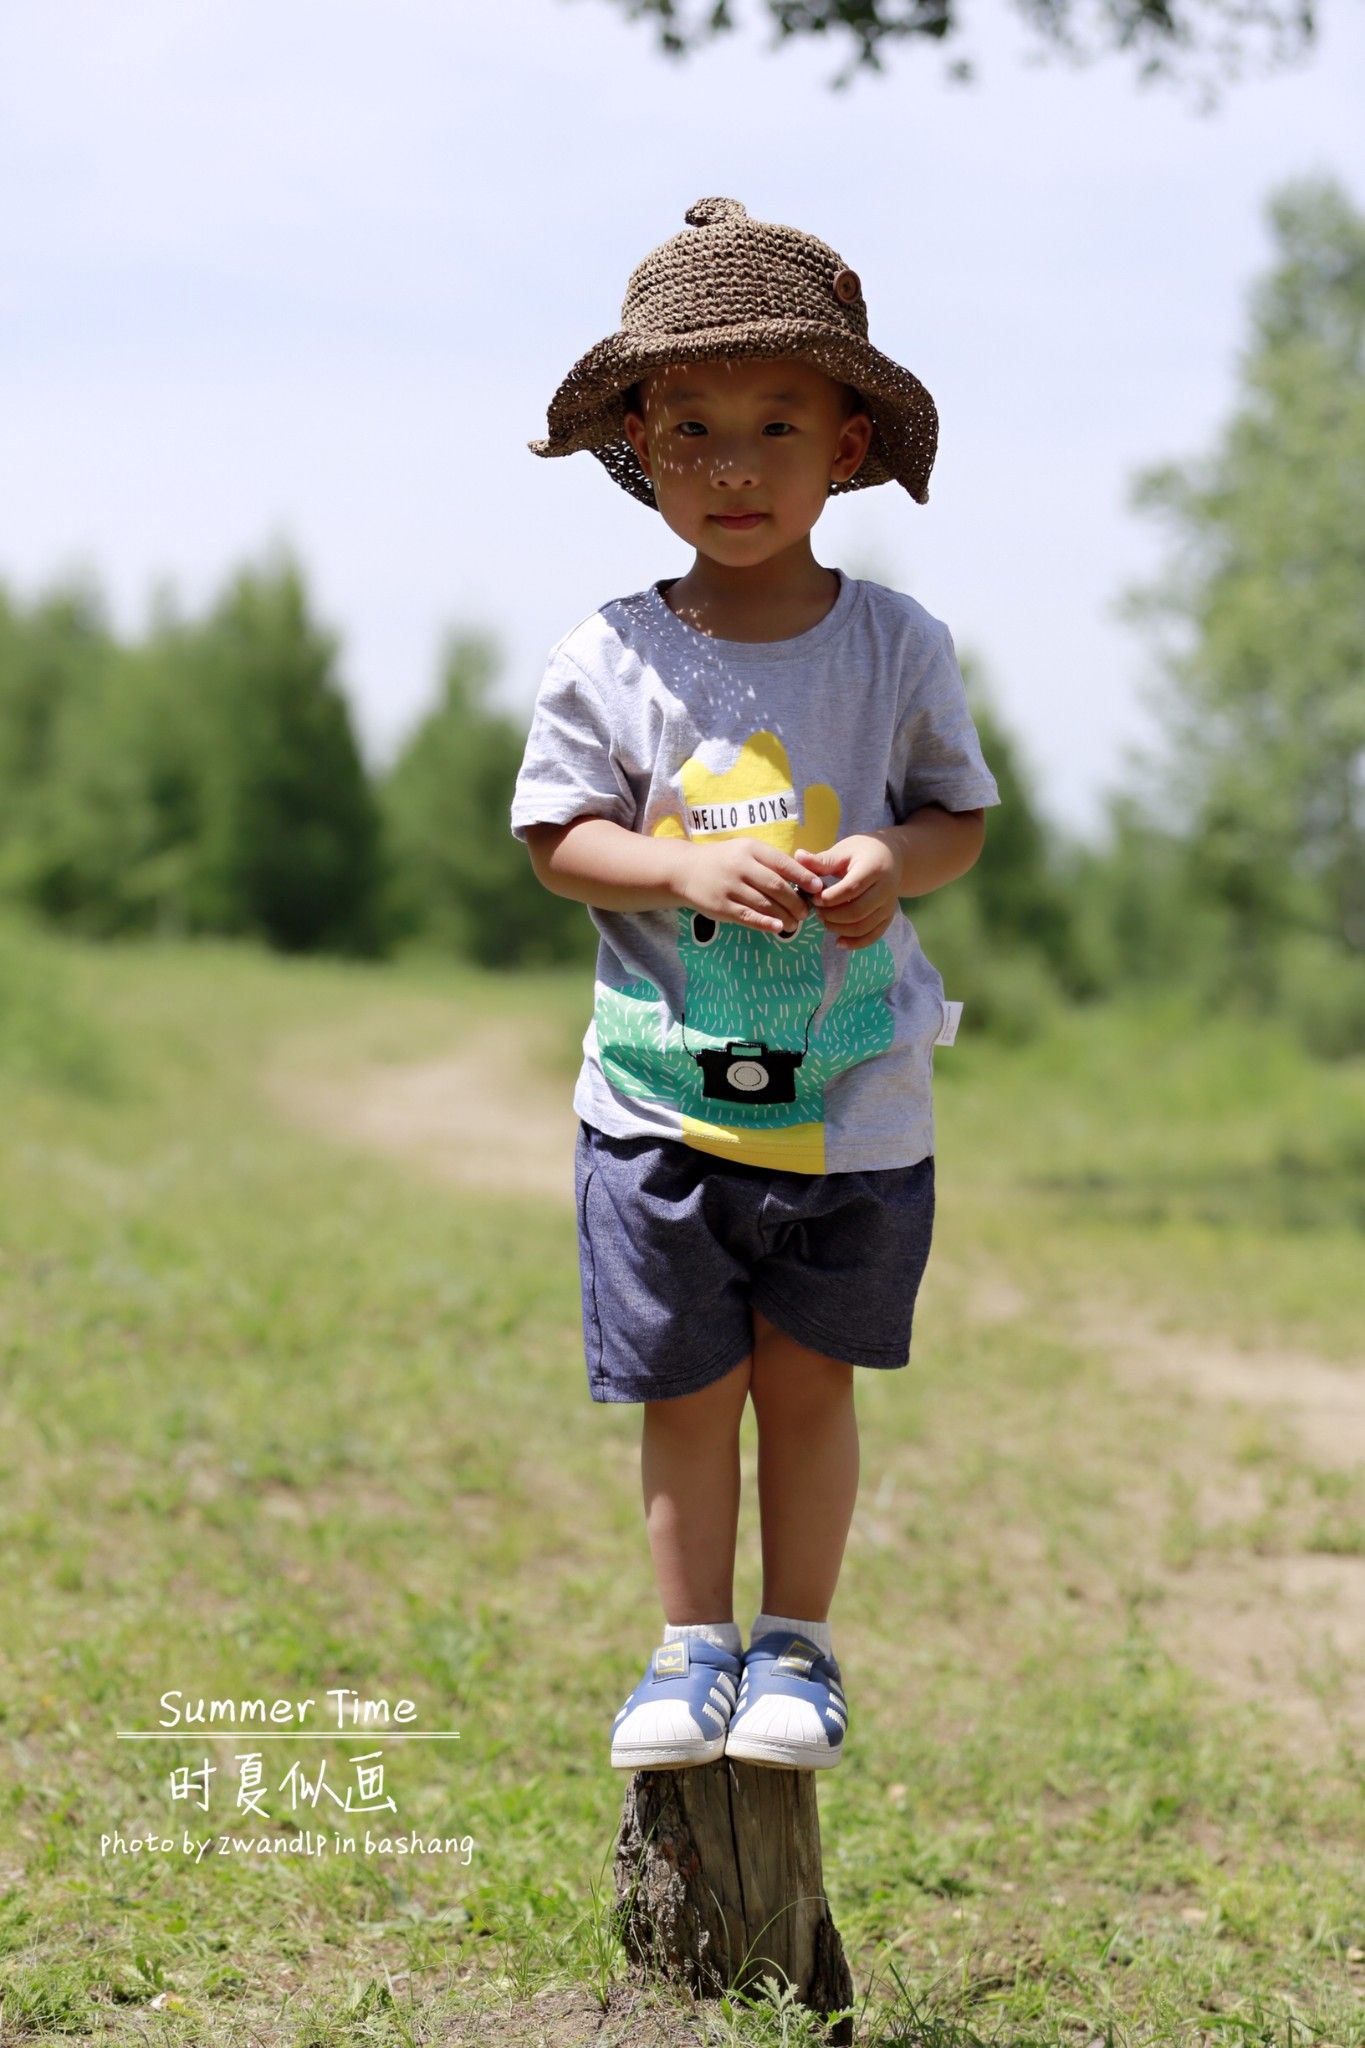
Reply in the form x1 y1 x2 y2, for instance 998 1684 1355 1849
510 197 1000 1774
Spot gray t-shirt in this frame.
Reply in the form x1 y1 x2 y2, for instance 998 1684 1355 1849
509 571 1001 1173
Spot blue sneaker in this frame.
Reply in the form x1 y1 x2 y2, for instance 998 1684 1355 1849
723 1632 848 1770
610 1636 743 1772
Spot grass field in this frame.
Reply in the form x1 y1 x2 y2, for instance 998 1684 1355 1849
2 912 1364 2046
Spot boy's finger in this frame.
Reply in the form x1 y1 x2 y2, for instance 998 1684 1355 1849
834 895 890 930
757 843 802 884
764 848 823 890
738 895 787 932
745 879 805 928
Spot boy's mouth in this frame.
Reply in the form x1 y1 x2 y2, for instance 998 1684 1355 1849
710 513 767 530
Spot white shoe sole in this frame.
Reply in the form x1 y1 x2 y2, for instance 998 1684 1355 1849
611 1734 727 1771
723 1731 843 1769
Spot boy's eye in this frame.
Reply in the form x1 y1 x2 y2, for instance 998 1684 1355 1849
670 420 794 437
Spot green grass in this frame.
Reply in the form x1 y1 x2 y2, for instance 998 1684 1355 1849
2 912 1364 2044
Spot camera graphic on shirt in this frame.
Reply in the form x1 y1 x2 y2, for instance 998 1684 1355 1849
693 1041 806 1105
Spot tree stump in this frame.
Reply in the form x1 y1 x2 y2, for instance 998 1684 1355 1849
613 1759 854 2043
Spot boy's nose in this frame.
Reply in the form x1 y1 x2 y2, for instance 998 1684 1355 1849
709 443 760 488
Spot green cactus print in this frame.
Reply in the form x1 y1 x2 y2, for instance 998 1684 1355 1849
594 908 896 1131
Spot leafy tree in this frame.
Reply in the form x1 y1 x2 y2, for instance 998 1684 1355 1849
380 632 592 969
176 554 386 955
0 553 386 954
953 665 1076 980
1118 175 1365 1004
1054 791 1233 996
0 577 115 913
597 0 1316 102
0 578 159 932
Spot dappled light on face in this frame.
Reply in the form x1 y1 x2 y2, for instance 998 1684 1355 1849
621 355 873 546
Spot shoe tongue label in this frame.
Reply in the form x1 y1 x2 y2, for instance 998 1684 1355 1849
774 1637 818 1676
654 1641 688 1678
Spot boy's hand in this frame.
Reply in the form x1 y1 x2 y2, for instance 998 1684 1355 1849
794 836 899 950
677 839 820 935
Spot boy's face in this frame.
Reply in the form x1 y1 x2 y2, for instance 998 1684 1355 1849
622 357 872 565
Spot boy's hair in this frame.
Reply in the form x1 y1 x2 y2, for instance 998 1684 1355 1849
623 376 868 421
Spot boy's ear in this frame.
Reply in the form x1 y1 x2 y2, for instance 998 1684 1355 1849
831 407 873 484
622 404 652 479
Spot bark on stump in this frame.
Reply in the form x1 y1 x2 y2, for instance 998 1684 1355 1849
613 1759 854 2043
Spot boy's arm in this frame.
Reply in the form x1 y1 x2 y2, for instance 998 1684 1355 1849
528 807 984 913
873 803 986 899
524 816 693 913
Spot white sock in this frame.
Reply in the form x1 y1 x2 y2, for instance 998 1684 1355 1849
664 1619 742 1656
750 1610 833 1659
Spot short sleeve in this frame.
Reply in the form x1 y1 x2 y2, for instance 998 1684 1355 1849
887 623 1001 816
509 648 638 843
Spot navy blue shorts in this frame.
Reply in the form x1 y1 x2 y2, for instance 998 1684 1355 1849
574 1119 936 1405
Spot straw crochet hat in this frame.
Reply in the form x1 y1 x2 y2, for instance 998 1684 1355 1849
528 196 939 508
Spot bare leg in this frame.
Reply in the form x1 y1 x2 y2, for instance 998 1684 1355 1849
641 1352 753 1624
748 1305 858 1621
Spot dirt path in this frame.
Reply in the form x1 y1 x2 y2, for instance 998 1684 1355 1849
1060 1295 1365 1753
261 1025 1365 1754
260 1014 579 1206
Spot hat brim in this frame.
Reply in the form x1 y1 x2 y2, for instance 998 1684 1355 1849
526 319 938 508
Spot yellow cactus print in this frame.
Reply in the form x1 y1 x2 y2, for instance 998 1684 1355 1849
593 728 898 1174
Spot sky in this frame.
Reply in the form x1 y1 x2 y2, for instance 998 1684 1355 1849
2 0 1362 844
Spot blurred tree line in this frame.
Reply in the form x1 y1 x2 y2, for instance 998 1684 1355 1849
0 176 1360 1054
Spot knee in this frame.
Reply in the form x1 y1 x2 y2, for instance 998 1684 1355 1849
750 1351 854 1428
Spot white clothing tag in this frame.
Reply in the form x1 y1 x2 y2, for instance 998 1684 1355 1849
934 999 963 1047
684 789 801 838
